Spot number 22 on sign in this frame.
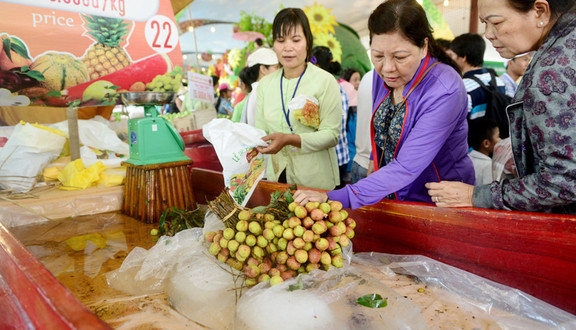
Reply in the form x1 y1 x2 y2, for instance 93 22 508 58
145 15 178 53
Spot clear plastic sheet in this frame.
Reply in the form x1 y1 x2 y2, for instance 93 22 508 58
106 214 576 329
0 185 122 228
107 215 242 329
107 228 205 295
235 266 428 330
354 252 576 329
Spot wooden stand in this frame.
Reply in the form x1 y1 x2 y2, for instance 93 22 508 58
121 160 196 223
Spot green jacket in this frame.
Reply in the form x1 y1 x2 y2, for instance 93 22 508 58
256 63 341 190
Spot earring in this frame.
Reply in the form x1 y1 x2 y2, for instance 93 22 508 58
539 21 545 26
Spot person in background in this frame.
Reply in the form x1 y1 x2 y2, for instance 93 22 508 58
467 117 501 185
255 8 342 190
339 67 361 183
500 52 532 98
211 75 219 98
449 33 507 121
427 0 576 214
311 46 350 189
231 67 253 122
349 69 374 184
241 47 280 126
436 38 452 52
214 83 234 117
294 0 474 208
254 38 264 50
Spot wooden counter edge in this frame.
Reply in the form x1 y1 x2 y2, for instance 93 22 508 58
0 221 111 329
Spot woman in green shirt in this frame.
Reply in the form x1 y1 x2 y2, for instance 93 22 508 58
255 8 342 190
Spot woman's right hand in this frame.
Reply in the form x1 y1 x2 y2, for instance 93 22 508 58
293 189 328 205
257 132 301 154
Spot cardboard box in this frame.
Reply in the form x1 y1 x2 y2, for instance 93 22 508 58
171 109 217 132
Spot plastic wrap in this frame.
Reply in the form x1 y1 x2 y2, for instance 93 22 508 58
492 137 516 181
235 266 428 330
105 215 576 329
0 185 122 228
107 228 204 295
107 214 242 329
353 253 576 329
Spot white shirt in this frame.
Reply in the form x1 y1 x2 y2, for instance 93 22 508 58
241 81 259 126
500 73 517 98
353 70 374 169
468 149 493 185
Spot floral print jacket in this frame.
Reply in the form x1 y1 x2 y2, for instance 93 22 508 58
474 10 576 214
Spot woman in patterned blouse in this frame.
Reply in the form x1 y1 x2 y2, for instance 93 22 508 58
427 0 576 214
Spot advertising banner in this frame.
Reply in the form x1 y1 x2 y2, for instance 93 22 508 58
0 0 183 108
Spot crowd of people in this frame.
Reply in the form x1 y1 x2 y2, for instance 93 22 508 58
182 0 576 215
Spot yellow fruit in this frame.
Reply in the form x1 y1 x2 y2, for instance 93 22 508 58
30 53 89 91
82 80 116 101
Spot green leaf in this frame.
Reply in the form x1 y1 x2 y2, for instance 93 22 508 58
23 70 45 81
10 42 31 60
46 90 62 97
288 276 304 291
283 186 296 203
356 294 388 308
250 206 267 214
3 38 12 62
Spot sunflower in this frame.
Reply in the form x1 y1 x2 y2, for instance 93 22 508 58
304 3 338 36
314 33 342 63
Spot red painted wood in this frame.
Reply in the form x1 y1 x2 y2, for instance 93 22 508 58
190 168 576 315
0 222 111 329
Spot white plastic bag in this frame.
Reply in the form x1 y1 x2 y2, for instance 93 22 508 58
52 118 130 156
0 122 66 192
203 118 268 206
492 137 515 181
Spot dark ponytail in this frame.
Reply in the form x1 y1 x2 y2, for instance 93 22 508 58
311 46 342 76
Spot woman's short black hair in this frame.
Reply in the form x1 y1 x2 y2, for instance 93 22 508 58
368 0 460 74
238 67 254 93
272 8 313 62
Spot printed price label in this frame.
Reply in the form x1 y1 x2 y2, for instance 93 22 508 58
188 72 214 104
145 15 178 53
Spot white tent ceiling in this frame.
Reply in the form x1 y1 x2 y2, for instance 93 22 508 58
178 0 503 65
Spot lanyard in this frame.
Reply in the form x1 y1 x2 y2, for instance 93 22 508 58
280 66 307 133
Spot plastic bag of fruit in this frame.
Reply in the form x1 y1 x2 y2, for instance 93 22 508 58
203 118 268 206
234 266 427 330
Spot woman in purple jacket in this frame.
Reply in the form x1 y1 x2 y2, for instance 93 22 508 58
294 0 475 209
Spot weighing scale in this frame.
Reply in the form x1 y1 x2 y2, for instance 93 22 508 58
120 91 190 165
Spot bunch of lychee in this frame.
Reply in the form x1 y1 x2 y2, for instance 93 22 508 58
205 200 356 287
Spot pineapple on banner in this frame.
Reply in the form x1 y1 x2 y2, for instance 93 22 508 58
0 0 184 108
81 15 133 80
